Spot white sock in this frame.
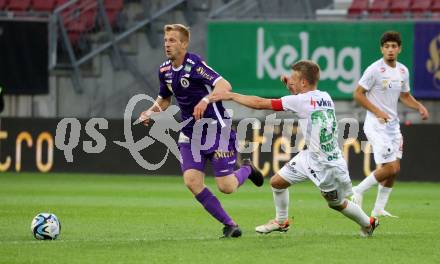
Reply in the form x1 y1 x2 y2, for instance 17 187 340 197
373 184 392 212
354 172 378 194
272 187 289 222
340 200 371 227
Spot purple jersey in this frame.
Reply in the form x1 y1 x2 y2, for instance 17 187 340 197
158 52 230 138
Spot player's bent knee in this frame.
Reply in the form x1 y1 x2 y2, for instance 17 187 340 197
327 201 346 211
183 171 204 194
218 184 235 194
384 162 400 176
270 174 290 189
321 190 344 210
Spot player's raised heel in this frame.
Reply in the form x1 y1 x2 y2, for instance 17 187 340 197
360 217 379 237
255 219 290 234
242 158 264 187
221 225 242 238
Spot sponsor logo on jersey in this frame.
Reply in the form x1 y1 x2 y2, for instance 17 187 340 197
213 150 235 159
399 68 405 74
382 147 393 160
287 161 297 173
184 64 192 72
160 65 171 73
310 97 332 108
382 80 389 89
180 78 190 88
196 66 214 81
380 67 386 73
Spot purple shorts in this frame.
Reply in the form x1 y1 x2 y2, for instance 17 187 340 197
178 131 237 177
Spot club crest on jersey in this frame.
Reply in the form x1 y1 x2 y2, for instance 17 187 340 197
310 98 332 109
180 78 190 88
382 80 390 89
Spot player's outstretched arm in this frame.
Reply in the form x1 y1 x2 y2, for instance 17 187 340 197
354 85 390 122
228 93 273 110
399 92 429 120
139 96 172 126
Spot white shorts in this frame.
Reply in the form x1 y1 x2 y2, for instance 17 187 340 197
364 118 403 165
278 150 353 206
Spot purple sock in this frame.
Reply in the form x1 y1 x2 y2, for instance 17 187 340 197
234 165 252 186
195 187 236 226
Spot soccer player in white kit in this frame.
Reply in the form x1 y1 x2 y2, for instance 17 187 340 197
210 60 379 237
352 31 429 218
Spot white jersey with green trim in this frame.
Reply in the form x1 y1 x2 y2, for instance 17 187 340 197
280 90 342 166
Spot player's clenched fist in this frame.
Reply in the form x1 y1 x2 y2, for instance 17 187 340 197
139 110 152 126
418 105 429 120
193 99 208 120
280 75 289 85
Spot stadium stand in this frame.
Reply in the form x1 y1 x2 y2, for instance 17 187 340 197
432 0 440 17
32 0 57 12
104 0 123 26
389 0 412 19
368 0 391 18
7 0 31 11
347 0 369 18
410 0 432 18
62 0 98 46
0 0 8 9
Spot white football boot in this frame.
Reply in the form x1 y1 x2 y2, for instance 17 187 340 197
255 219 290 234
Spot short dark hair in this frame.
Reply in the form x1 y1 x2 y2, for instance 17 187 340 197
291 60 320 86
380 31 401 46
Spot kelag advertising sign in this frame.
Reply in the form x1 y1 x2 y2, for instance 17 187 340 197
207 21 414 99
208 21 440 99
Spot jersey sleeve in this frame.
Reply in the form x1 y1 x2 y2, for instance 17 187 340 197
158 69 173 99
280 95 304 113
270 99 283 111
193 60 222 87
358 66 376 91
401 66 411 93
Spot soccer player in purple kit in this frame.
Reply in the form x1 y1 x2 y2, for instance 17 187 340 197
139 24 264 238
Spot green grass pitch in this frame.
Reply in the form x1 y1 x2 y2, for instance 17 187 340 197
0 172 439 264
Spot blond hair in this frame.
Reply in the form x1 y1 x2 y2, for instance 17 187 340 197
164 24 190 42
291 60 320 86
